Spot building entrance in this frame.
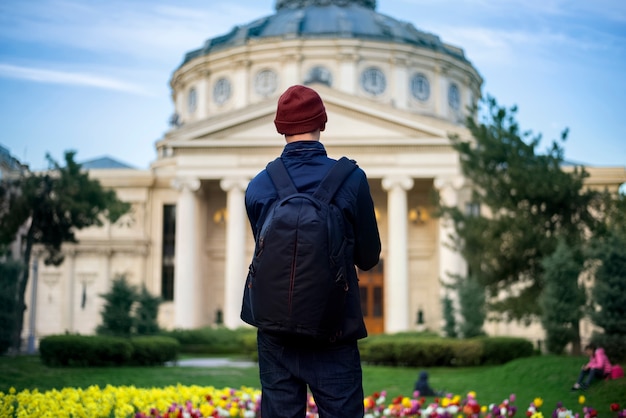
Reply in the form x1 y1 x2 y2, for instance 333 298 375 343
358 260 384 335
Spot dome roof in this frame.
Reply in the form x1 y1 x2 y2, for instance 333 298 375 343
181 0 466 66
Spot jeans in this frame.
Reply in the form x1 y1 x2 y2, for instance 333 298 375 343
257 330 364 418
576 367 605 388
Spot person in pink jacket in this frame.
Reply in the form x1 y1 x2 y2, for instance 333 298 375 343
571 343 612 390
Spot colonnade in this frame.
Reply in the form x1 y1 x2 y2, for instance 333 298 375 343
172 174 467 332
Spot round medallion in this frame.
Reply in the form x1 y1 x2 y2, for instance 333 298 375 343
213 78 231 105
410 73 430 101
361 67 386 96
255 69 278 96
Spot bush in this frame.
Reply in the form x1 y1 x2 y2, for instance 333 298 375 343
160 327 256 355
450 339 483 366
477 336 535 365
359 333 533 367
130 336 180 365
39 335 179 367
39 335 133 367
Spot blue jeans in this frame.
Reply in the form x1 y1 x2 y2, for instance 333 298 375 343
576 367 605 388
257 330 364 418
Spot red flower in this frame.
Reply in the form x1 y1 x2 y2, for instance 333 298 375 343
611 404 621 412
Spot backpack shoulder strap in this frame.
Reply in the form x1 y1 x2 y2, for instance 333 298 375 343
266 158 298 199
314 157 358 203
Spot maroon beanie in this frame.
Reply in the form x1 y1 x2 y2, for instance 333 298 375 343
274 85 327 135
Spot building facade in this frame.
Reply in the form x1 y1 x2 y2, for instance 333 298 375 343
23 0 626 346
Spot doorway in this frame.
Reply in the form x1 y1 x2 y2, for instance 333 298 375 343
358 259 384 335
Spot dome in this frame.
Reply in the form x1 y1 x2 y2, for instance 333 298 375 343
181 0 466 66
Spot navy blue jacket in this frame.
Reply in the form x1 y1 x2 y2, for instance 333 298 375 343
242 140 381 341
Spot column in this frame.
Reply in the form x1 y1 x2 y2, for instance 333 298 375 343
434 176 468 330
433 177 467 287
382 175 414 333
220 177 249 329
64 248 77 333
171 178 201 329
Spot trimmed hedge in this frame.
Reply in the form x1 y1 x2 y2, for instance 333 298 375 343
39 335 179 367
159 327 257 356
359 334 533 367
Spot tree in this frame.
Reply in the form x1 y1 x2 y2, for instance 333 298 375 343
539 239 585 354
442 294 457 338
584 190 626 361
457 275 486 338
134 285 162 335
439 96 596 330
97 275 137 337
0 260 22 355
97 276 162 337
0 151 129 352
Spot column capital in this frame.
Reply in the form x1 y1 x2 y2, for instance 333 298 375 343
382 175 414 192
220 177 249 192
433 175 466 191
171 177 201 192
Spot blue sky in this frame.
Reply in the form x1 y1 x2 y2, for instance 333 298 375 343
1 0 625 170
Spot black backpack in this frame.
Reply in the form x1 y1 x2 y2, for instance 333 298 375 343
242 157 357 340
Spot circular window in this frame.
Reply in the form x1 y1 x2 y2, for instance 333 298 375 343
213 78 231 105
410 73 430 101
360 67 386 96
254 69 278 97
448 83 460 110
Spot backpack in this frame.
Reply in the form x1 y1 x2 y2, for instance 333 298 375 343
242 157 357 340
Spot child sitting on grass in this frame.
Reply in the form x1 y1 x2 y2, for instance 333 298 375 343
571 343 612 391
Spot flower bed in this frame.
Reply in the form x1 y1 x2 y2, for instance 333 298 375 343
0 386 624 417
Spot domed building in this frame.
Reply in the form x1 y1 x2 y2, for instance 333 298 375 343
25 0 625 345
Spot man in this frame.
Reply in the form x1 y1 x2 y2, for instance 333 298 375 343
242 85 381 417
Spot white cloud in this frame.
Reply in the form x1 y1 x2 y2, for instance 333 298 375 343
0 63 154 96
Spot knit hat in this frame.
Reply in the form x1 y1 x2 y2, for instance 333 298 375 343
274 85 327 135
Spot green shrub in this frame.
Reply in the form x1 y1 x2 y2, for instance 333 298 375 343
39 335 133 367
39 335 180 367
360 333 533 367
130 336 180 365
160 327 256 355
477 336 534 365
450 339 483 366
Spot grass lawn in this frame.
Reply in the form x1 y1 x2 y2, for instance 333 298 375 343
1 354 624 415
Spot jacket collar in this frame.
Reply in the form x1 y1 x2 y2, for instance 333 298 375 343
281 140 327 158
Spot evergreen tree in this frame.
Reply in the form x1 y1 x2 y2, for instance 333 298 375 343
439 96 595 331
539 239 585 354
586 191 626 361
0 151 129 351
134 285 162 335
97 275 137 337
457 275 486 338
0 261 22 355
589 231 626 361
442 295 457 338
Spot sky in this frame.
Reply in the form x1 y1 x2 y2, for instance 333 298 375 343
1 0 625 170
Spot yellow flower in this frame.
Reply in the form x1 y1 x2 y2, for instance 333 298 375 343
578 395 586 405
402 397 412 408
533 397 543 408
481 405 488 413
467 391 477 398
441 398 450 407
